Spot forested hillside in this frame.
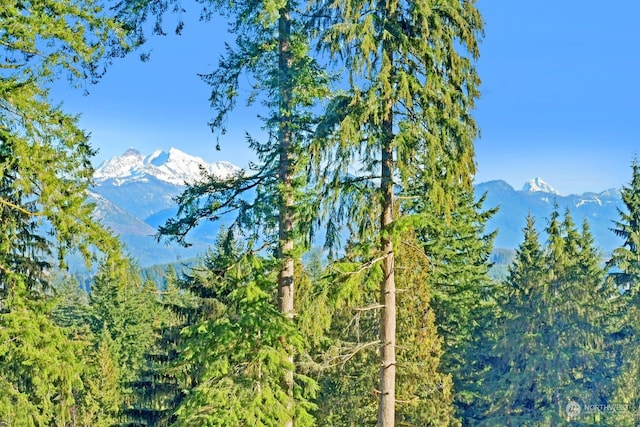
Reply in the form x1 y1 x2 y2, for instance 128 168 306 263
2 1 640 426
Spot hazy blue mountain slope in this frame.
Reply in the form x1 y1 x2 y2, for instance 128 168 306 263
88 149 626 267
89 148 239 266
476 179 623 255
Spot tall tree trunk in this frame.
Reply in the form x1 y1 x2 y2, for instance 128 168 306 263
278 3 295 427
378 53 396 426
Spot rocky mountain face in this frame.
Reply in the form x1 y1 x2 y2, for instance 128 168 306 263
90 148 239 265
93 147 238 218
89 149 626 266
477 178 623 256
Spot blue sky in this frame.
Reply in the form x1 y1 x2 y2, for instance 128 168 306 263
53 1 640 195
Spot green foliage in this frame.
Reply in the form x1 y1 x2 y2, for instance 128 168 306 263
0 1 137 423
125 265 191 426
484 211 616 425
123 1 329 424
81 327 122 426
89 255 159 421
394 231 457 426
409 188 497 422
608 159 640 292
0 285 85 426
0 0 130 273
311 248 381 426
293 252 330 355
133 0 330 248
603 160 640 425
7 2 640 424
1 0 127 84
309 1 484 423
311 229 460 426
171 236 317 426
312 0 483 219
51 275 91 329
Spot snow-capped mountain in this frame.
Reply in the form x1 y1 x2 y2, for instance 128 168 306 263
476 179 622 254
87 148 627 267
94 147 240 186
89 148 242 265
92 148 241 220
522 177 560 195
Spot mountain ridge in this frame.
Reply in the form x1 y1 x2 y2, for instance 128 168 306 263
89 149 626 266
476 179 622 253
94 147 240 186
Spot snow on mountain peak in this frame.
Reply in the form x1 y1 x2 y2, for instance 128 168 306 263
94 147 240 186
522 177 560 195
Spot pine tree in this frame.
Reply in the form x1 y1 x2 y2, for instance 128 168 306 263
127 251 237 426
126 265 192 426
88 255 158 422
311 2 483 423
119 1 329 422
80 327 122 426
0 1 131 423
295 248 332 351
555 214 614 424
483 214 549 425
51 275 91 329
609 159 640 291
412 187 497 422
311 227 459 426
0 0 128 272
484 211 614 425
603 160 640 425
167 231 316 426
50 275 121 425
0 283 90 425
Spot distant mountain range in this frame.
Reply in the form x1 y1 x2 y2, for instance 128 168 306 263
89 148 626 266
478 178 623 255
89 148 239 265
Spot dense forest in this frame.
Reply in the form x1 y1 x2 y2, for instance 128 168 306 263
2 0 640 426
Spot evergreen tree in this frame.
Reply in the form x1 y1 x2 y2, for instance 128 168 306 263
89 255 158 422
311 1 483 423
52 275 91 329
119 1 329 422
127 254 234 426
485 211 613 425
168 232 316 426
603 160 640 425
609 158 640 292
50 275 121 425
413 188 497 422
311 228 458 426
0 1 131 423
0 0 128 272
81 327 122 426
555 214 615 424
126 265 192 426
484 214 549 425
311 246 389 425
394 230 457 425
0 285 86 425
295 248 332 351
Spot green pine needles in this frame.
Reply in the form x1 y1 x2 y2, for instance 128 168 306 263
8 1 640 426
172 238 317 426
